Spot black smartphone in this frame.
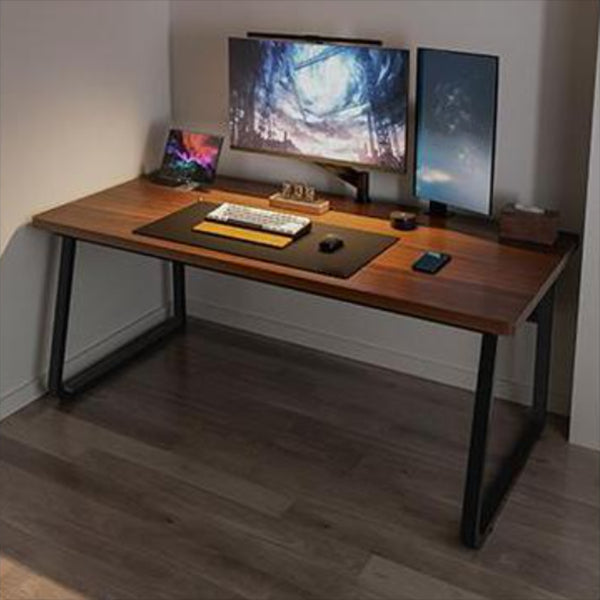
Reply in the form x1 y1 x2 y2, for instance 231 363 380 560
412 251 451 274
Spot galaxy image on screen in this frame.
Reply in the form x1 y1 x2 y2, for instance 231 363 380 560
162 130 223 183
229 38 408 171
415 50 498 214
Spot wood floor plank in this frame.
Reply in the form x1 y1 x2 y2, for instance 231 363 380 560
72 450 374 599
286 499 568 600
1 436 369 578
0 318 597 600
0 520 152 600
0 462 284 600
0 556 88 600
353 447 600 549
0 517 243 600
0 436 376 599
359 554 487 600
1 409 293 517
345 446 598 597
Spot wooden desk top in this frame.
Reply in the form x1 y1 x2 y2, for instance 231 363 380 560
32 177 577 336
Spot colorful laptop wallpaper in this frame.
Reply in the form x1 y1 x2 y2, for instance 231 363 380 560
161 130 223 183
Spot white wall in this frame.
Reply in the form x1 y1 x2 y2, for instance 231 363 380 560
570 27 600 451
170 0 599 415
0 0 171 418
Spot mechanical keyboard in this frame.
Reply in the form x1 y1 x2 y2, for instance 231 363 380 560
205 202 312 239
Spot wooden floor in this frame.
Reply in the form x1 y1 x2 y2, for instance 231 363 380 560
1 319 598 600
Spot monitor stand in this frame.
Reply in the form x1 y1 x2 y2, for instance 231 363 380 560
427 200 453 218
315 162 370 204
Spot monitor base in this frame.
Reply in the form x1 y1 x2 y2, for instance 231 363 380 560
426 200 454 218
316 162 370 203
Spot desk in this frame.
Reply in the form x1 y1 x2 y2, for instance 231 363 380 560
32 177 577 548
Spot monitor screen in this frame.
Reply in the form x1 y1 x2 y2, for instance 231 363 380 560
161 129 223 183
229 37 409 172
414 49 498 215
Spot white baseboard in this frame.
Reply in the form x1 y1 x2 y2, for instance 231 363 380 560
0 304 169 421
187 297 569 414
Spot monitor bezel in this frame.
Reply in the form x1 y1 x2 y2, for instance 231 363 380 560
228 36 410 175
413 47 499 217
162 128 224 184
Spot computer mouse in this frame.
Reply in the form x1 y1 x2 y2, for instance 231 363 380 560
319 234 344 253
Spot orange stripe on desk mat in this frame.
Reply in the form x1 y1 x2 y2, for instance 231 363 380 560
193 221 293 248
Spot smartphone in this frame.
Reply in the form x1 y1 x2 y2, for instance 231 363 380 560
412 251 451 274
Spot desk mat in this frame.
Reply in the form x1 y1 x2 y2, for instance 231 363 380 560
134 202 397 279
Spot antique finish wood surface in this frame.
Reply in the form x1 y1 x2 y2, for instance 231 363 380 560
31 177 577 335
1 320 598 600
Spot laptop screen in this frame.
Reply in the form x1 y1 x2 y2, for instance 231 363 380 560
161 129 223 183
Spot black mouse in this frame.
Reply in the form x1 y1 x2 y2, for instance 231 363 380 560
319 234 344 253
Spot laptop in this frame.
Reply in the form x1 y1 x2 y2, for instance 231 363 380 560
150 129 224 188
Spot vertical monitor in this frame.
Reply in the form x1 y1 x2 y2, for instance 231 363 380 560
161 129 223 184
229 37 409 172
414 49 498 215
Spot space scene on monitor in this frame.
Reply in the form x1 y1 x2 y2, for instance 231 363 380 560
415 50 497 214
162 130 222 183
229 38 408 171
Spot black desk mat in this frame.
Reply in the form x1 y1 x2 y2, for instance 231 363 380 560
134 202 397 279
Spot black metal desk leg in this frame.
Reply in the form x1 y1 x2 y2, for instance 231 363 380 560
48 236 186 400
460 287 555 548
48 236 77 396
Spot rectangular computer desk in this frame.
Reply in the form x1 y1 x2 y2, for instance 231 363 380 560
32 177 577 548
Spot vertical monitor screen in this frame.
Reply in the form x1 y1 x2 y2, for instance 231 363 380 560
415 49 498 215
161 129 223 183
229 37 409 172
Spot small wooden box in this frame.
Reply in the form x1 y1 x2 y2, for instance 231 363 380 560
499 204 559 246
269 193 330 215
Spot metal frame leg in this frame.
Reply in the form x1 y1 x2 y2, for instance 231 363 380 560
48 236 186 400
460 286 555 548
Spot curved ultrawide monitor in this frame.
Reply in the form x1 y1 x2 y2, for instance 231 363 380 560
414 48 498 215
228 37 409 173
